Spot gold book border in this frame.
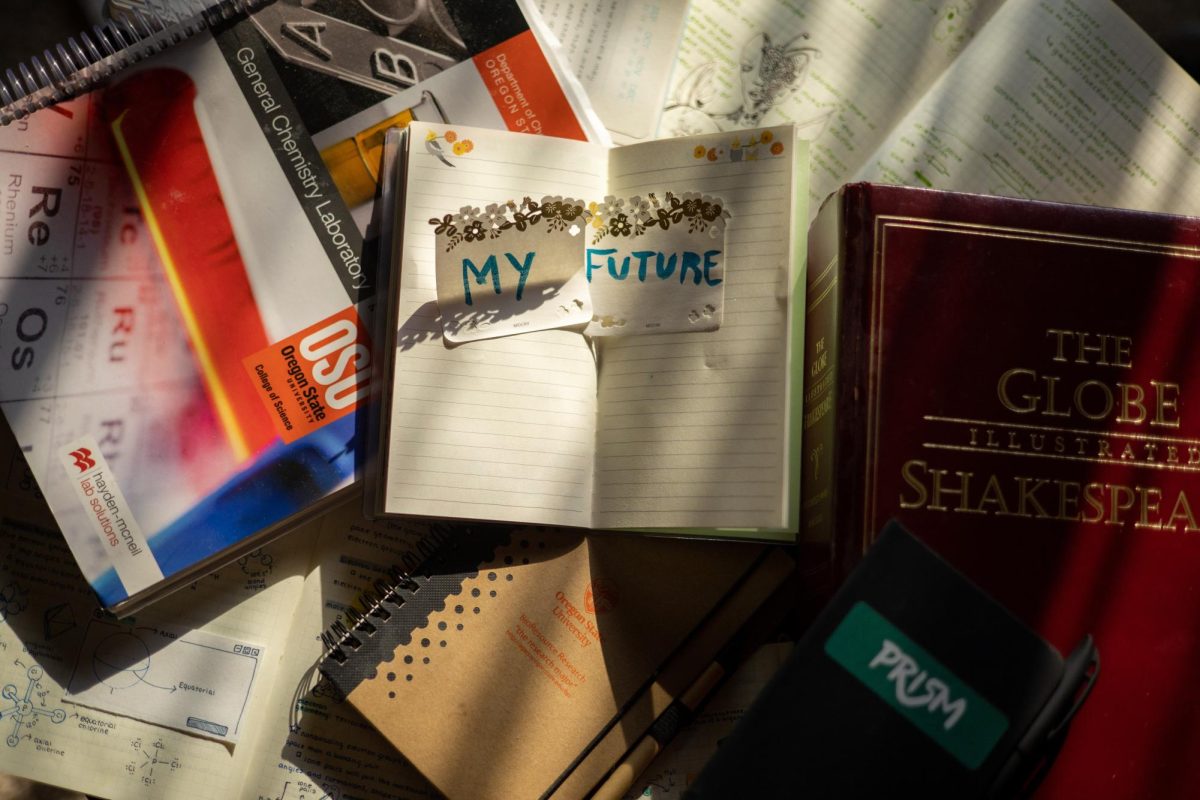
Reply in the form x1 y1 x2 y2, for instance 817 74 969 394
862 214 1200 554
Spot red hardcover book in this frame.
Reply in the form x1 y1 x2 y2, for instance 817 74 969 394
803 182 1200 798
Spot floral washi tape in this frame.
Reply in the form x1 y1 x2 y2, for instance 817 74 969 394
584 191 731 336
430 192 731 343
431 196 593 344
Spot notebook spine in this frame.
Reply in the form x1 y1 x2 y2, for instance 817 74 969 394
0 0 273 125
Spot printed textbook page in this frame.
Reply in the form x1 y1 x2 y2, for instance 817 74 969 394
242 501 441 800
663 0 1200 217
0 426 441 800
0 485 311 799
537 0 690 143
853 0 1200 214
659 0 1007 211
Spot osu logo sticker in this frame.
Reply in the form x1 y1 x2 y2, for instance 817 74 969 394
69 448 96 472
244 307 370 444
295 316 370 412
584 579 618 615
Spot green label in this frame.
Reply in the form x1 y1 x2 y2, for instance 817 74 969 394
824 602 1008 769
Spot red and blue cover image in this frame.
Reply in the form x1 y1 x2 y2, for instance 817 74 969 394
0 0 599 613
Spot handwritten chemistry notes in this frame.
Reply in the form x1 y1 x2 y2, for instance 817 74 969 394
433 193 731 344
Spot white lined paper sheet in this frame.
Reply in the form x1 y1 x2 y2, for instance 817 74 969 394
592 131 802 530
385 123 607 527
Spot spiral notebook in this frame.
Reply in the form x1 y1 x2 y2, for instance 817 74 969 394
0 0 274 124
317 527 794 799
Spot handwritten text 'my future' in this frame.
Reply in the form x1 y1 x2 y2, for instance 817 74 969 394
462 248 723 305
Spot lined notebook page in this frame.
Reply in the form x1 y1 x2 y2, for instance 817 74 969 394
384 123 606 527
592 129 802 531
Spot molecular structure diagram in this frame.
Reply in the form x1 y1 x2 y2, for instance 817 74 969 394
0 583 28 621
0 666 66 747
126 736 181 786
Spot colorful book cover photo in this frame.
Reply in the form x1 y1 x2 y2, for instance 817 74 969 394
0 0 599 612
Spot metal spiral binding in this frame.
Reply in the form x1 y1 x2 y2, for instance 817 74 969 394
320 567 421 665
0 0 275 125
318 525 514 673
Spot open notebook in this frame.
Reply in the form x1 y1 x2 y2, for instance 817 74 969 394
370 122 807 540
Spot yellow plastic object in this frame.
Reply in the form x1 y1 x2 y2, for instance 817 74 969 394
320 109 415 208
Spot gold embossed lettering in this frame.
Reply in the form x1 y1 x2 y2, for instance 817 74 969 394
929 469 969 512
975 474 1010 515
1117 382 1147 424
997 368 1038 413
1074 380 1114 420
1058 481 1081 521
1047 329 1071 362
1016 477 1049 518
1152 381 1181 428
899 460 928 509
1136 486 1162 529
1107 484 1135 526
1165 491 1200 532
1082 482 1106 523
